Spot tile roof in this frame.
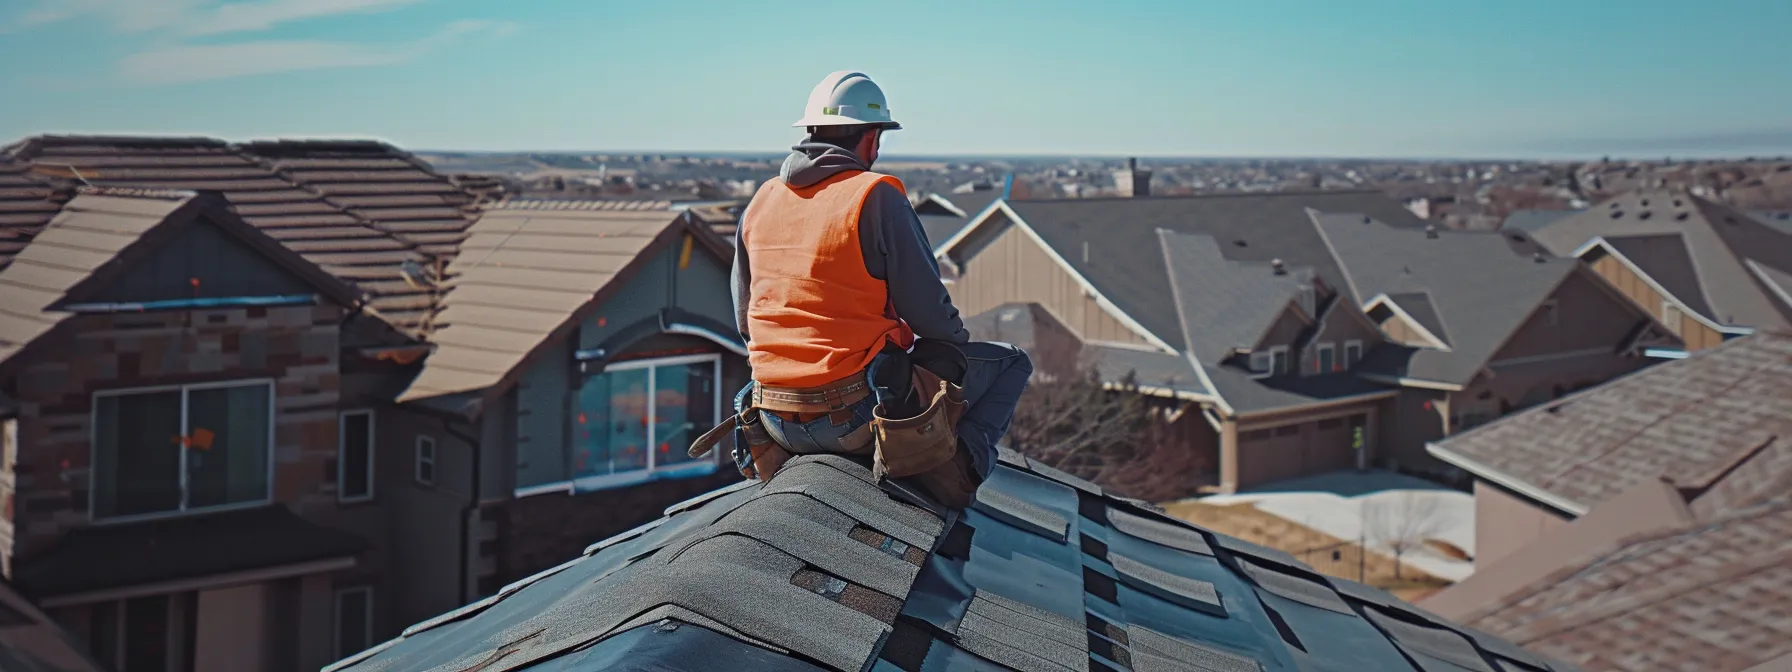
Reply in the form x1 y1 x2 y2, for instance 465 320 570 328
1313 213 1577 385
0 581 107 671
992 191 1427 346
15 504 368 599
2 135 482 333
493 199 675 211
1530 190 1792 329
395 207 698 404
0 154 71 264
0 192 190 363
1431 330 1792 513
325 451 1569 672
1458 493 1792 672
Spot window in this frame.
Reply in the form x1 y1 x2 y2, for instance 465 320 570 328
1541 300 1559 326
87 594 198 672
1248 351 1272 374
1316 343 1335 374
1661 300 1682 335
1344 340 1363 367
338 410 374 503
415 435 436 486
334 586 373 660
1269 346 1290 375
92 380 272 521
560 354 722 490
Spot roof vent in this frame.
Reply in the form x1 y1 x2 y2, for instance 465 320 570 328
1609 202 1620 209
1425 225 1438 238
1675 212 1689 221
1362 215 1372 224
1271 258 1287 275
1233 239 1248 248
1639 210 1652 220
1610 211 1623 219
1509 233 1526 242
1673 199 1683 207
1641 199 1650 207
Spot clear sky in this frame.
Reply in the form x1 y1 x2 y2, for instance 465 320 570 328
1 0 1789 159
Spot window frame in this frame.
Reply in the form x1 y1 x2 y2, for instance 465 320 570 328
1344 340 1363 367
333 585 374 661
1316 342 1336 374
415 435 437 487
1268 346 1291 375
337 409 376 504
1248 351 1272 374
88 378 276 524
523 353 725 496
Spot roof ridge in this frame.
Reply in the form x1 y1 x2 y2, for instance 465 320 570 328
73 186 195 200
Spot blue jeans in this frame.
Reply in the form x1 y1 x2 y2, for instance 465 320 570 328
738 341 1034 479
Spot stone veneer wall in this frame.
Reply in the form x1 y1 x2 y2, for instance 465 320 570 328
6 303 344 561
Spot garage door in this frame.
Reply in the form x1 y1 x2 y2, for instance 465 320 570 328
1305 415 1364 474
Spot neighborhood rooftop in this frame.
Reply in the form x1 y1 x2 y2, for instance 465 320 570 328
327 450 1577 672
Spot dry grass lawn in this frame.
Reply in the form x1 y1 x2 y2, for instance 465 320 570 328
1161 500 1452 602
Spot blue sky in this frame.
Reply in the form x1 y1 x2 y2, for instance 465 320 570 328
1 0 1789 159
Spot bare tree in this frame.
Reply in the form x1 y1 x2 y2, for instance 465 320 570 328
1005 342 1201 502
1363 492 1446 580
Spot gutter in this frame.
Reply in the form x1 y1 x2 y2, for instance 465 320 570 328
61 293 321 312
441 415 484 604
1425 440 1589 517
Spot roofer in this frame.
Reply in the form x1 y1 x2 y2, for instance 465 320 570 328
689 71 1032 508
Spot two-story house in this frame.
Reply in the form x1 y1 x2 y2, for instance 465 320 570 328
0 136 753 672
937 191 1681 495
1527 189 1792 349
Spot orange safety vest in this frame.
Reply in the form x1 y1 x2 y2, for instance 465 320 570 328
741 169 917 388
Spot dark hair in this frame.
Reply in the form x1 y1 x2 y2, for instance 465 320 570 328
808 124 877 149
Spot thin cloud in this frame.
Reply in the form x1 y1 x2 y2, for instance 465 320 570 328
181 0 427 37
5 0 425 36
117 20 517 86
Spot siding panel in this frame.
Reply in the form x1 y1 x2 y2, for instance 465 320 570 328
950 221 1148 345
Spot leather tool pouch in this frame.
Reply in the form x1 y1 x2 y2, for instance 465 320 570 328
687 403 791 482
871 366 980 508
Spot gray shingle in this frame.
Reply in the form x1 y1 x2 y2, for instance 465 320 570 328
1159 230 1319 363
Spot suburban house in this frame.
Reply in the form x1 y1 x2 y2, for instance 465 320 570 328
936 191 1681 495
1313 214 1682 467
1419 330 1792 671
913 187 1003 252
1527 189 1792 349
0 137 749 672
388 198 745 597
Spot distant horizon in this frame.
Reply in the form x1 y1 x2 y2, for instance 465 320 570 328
4 0 1790 159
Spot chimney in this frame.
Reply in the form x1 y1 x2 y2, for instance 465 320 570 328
1113 157 1151 198
1271 258 1286 275
1425 224 1439 239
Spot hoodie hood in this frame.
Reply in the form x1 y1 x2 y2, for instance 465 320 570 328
780 140 871 188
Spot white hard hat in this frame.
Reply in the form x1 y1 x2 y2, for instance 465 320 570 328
791 71 901 131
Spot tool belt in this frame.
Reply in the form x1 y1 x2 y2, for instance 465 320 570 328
687 342 982 508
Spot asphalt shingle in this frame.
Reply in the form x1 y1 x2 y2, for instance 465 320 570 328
324 453 1557 672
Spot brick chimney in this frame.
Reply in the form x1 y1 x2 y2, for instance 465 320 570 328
1113 157 1151 197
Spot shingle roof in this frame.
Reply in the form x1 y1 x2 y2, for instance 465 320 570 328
1202 366 1396 415
1314 213 1577 385
0 191 187 363
992 191 1427 345
395 207 698 404
1499 210 1583 234
1431 330 1792 513
1599 234 1714 317
325 452 1568 672
1458 492 1792 672
1750 210 1792 235
1530 190 1792 329
1380 291 1450 346
3 135 481 333
1158 229 1319 363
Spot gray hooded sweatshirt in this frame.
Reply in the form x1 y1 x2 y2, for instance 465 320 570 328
731 141 970 347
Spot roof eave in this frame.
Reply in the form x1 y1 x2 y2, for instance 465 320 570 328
1426 440 1590 517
